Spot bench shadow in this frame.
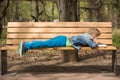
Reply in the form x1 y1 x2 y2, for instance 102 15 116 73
78 50 112 61
11 65 117 75
8 50 113 68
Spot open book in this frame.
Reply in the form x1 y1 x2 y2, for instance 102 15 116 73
98 44 107 47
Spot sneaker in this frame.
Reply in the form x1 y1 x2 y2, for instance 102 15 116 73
16 41 27 57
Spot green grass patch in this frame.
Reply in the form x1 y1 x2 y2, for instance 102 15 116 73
112 29 120 48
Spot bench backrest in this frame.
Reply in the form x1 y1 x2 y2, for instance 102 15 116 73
7 22 112 46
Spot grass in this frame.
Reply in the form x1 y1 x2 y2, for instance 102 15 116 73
112 29 120 48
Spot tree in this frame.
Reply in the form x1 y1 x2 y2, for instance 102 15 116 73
79 0 102 21
31 0 45 22
0 0 10 22
56 0 79 21
0 0 9 38
51 2 54 21
14 0 20 21
87 0 100 21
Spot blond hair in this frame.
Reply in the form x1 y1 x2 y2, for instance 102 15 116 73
87 28 101 37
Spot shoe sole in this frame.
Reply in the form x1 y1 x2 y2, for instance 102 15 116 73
19 41 23 57
16 41 23 57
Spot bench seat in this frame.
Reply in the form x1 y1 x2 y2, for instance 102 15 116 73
0 45 117 51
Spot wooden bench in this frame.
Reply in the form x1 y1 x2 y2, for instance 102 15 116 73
0 22 118 75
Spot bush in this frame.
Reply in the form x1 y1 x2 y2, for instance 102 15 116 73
0 28 7 44
112 29 120 48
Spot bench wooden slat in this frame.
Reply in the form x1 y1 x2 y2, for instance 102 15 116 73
7 34 112 39
8 22 112 27
8 22 33 27
57 46 117 50
34 22 112 27
7 28 112 33
7 39 112 45
0 46 116 51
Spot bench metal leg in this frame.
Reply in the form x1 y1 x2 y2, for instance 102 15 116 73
112 50 118 76
0 50 7 75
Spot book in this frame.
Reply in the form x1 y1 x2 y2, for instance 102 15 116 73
98 44 107 47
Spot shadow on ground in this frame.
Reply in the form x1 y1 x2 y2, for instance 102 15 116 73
8 65 120 76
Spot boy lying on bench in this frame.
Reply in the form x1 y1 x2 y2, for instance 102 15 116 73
16 28 101 57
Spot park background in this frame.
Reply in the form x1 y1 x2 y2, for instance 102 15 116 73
1 0 120 47
0 0 120 77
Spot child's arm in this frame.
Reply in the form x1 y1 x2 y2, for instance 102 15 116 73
93 37 107 47
86 39 98 48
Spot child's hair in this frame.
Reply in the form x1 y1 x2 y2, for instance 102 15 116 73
87 28 101 37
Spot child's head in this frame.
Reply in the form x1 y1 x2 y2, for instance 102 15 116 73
87 28 101 38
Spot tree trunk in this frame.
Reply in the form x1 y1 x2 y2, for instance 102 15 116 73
14 0 20 21
87 0 99 21
35 0 39 22
51 2 54 21
57 0 79 21
0 0 9 38
31 0 44 22
0 24 2 38
56 0 79 62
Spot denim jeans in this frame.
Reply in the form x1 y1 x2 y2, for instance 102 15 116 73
24 36 67 50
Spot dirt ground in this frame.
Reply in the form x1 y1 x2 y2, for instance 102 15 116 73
0 50 120 80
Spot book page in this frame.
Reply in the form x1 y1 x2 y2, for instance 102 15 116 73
98 44 107 47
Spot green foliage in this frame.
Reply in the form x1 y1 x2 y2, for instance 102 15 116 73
19 1 32 21
112 29 120 48
0 29 7 44
80 0 88 7
43 1 58 20
19 1 58 21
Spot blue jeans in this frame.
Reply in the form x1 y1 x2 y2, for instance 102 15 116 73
24 36 67 50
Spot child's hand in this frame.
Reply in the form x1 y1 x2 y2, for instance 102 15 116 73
93 37 98 43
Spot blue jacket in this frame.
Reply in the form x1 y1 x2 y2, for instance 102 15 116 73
69 33 98 50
